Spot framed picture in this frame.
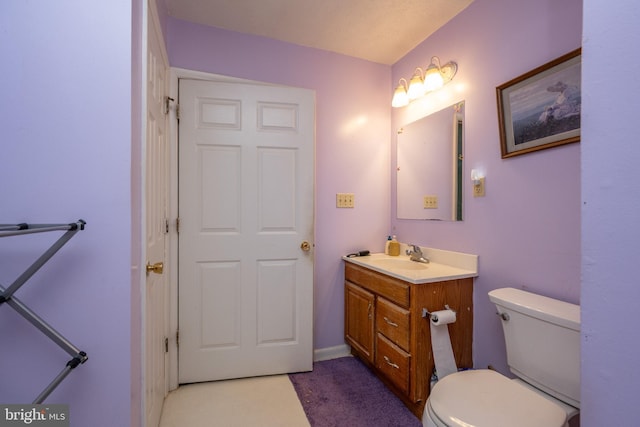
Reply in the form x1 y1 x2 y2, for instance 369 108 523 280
497 48 581 158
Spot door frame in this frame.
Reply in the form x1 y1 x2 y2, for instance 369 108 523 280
167 68 296 390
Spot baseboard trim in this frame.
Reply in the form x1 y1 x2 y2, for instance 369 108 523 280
313 344 351 362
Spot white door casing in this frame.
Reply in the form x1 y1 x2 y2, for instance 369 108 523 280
145 4 169 426
178 79 315 383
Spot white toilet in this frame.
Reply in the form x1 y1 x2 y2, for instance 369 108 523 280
423 287 580 427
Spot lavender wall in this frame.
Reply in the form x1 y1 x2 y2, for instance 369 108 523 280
0 2 134 427
582 0 640 424
166 20 391 350
391 0 582 374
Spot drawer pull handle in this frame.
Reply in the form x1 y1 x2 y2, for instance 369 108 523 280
383 316 398 327
383 356 399 369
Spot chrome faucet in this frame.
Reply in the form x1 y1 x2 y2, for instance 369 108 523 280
406 244 429 263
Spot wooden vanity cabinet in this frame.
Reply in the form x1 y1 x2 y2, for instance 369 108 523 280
344 262 473 419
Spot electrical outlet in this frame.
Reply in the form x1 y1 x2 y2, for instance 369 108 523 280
336 193 355 208
473 177 486 197
423 195 438 209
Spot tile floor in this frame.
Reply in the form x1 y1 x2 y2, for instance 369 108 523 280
158 374 310 427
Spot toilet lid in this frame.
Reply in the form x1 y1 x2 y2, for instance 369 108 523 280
429 370 567 427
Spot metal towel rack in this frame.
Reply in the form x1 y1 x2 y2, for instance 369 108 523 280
0 220 88 403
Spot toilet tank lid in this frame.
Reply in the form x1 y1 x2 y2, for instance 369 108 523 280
489 287 580 331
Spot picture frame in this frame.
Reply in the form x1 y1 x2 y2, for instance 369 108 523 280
497 48 581 158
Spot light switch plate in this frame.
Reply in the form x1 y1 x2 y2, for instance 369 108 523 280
336 193 355 208
423 195 438 209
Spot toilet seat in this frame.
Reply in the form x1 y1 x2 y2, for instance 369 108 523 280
427 370 567 427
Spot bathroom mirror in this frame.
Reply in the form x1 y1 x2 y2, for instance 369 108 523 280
396 101 464 221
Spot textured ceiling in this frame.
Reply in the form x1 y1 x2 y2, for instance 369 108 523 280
164 0 474 65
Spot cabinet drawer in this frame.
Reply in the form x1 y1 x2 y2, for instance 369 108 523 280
376 298 410 352
344 263 410 307
376 334 410 395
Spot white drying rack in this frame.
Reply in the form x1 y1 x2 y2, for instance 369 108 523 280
0 220 88 403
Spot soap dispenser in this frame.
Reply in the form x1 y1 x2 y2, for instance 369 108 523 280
385 235 392 255
388 235 400 256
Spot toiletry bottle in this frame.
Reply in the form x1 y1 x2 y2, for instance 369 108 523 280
388 235 400 256
385 235 392 255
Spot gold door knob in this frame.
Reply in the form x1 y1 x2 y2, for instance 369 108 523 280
300 241 311 252
146 262 164 275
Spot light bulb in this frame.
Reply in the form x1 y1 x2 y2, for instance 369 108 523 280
391 80 409 108
407 69 425 100
424 65 444 91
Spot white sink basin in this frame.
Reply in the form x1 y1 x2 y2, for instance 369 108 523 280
369 258 429 271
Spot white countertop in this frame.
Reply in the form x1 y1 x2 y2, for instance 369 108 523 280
343 248 478 284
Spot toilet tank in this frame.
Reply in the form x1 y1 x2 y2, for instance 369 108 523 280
488 287 580 408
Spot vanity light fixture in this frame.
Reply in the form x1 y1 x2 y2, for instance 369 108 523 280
392 56 458 108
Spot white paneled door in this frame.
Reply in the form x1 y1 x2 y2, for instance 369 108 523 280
145 5 169 427
178 79 315 383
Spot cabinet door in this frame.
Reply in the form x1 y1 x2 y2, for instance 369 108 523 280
345 281 375 363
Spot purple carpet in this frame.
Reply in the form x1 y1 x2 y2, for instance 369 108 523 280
289 356 422 427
